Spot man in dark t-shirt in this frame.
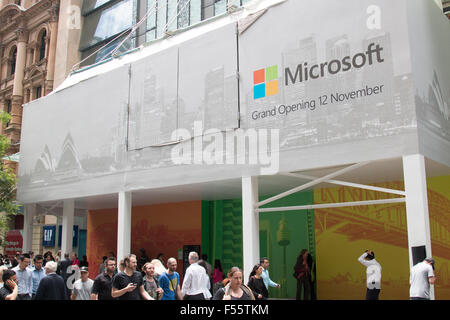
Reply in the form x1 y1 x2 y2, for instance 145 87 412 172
111 254 153 300
92 257 116 300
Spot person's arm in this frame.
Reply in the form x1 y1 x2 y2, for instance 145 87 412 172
5 280 18 300
28 271 33 298
428 266 436 285
139 285 154 300
176 283 183 300
181 269 192 298
70 286 77 300
111 283 137 298
358 252 370 267
247 277 261 299
268 278 279 288
91 278 99 300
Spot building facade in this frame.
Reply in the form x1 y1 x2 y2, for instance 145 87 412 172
12 0 450 299
0 0 85 256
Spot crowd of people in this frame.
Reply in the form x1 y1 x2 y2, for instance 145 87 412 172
0 248 436 300
0 248 287 301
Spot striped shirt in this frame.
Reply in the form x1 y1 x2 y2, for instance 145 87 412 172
12 266 33 297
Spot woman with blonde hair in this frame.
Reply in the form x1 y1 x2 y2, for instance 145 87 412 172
150 259 167 280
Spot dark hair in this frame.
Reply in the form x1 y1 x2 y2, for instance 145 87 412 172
366 252 375 260
123 254 136 266
102 256 108 262
198 260 208 273
2 269 16 282
106 257 116 264
18 254 30 262
214 259 223 272
34 254 43 262
294 249 309 269
249 264 262 281
260 257 268 264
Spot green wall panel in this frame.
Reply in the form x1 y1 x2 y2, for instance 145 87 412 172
202 190 315 299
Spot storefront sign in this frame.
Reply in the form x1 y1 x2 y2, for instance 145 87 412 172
4 230 23 257
58 225 78 248
42 225 56 247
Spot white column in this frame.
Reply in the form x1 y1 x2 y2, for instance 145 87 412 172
403 154 434 299
22 204 35 253
61 199 75 259
117 192 132 261
242 176 259 282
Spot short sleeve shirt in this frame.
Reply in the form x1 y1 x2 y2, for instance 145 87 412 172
159 272 180 300
92 273 115 300
72 278 94 300
0 286 13 300
112 271 143 300
410 262 435 299
143 277 160 300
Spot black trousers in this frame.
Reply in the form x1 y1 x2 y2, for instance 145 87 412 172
366 288 380 300
296 277 311 300
183 293 205 300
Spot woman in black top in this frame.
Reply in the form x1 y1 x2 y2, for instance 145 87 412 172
247 264 269 300
212 267 255 300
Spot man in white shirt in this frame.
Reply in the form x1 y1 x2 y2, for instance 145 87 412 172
410 257 436 300
12 254 33 300
357 250 382 300
71 267 94 300
181 252 209 300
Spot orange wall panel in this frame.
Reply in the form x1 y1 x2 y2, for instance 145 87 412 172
87 201 202 279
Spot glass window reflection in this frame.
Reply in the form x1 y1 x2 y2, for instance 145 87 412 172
80 0 134 50
82 0 114 14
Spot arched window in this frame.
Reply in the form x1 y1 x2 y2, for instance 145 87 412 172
39 29 47 61
10 46 17 76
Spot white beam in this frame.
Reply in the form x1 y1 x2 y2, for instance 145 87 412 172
279 172 405 196
403 154 434 299
61 199 75 259
257 162 370 207
242 176 259 282
117 191 132 262
257 197 406 213
22 204 36 253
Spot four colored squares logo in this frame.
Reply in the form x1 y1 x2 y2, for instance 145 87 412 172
253 65 278 99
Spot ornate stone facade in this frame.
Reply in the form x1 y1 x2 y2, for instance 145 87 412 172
0 0 60 168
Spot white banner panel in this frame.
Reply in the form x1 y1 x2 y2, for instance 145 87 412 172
239 0 415 154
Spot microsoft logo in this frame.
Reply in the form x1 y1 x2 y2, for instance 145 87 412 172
253 65 278 99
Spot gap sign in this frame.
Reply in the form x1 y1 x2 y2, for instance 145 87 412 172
42 226 56 247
